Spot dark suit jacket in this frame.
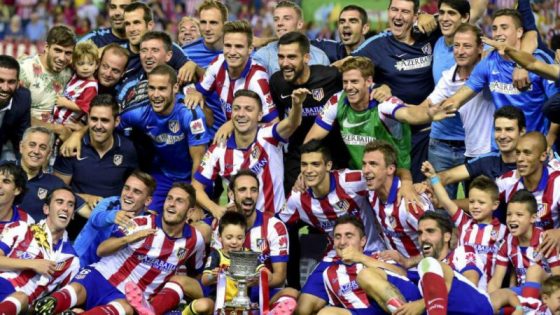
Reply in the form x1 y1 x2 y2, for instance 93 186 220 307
0 87 31 158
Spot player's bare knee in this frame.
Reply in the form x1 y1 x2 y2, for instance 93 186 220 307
193 298 214 314
295 294 324 315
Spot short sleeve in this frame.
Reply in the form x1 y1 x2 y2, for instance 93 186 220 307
268 219 289 263
315 95 340 131
466 57 490 93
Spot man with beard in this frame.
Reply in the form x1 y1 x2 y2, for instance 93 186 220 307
79 0 131 48
17 127 86 221
311 5 370 63
0 55 30 161
53 95 138 238
270 32 347 192
119 64 209 212
34 183 206 315
18 26 75 139
252 0 329 76
73 171 155 267
0 187 80 315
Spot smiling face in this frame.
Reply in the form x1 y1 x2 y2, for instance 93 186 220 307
97 51 127 88
199 8 224 47
388 0 417 42
301 152 332 188
273 6 303 38
120 175 152 214
468 188 498 223
0 172 21 209
45 44 74 73
491 15 523 48
124 8 153 47
140 38 172 74
543 289 560 313
108 0 131 32
0 67 18 106
88 105 118 146
453 30 481 67
147 73 177 116
494 117 523 154
163 187 191 225
223 32 252 74
20 131 52 171
506 201 536 237
342 69 372 108
178 19 201 46
228 175 259 218
438 3 468 38
231 95 262 135
219 223 245 254
515 136 547 178
44 188 75 232
278 42 309 83
418 218 450 259
362 150 395 191
338 9 368 50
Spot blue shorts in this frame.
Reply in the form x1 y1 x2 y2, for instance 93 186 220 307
72 267 125 309
0 277 15 301
447 274 493 315
301 261 330 301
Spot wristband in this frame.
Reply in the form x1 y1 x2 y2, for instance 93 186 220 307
515 305 523 311
430 176 440 185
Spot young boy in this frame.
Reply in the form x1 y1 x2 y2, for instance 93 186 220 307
51 40 99 126
488 190 560 298
422 161 508 290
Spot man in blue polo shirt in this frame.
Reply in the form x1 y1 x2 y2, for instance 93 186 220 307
73 170 155 266
53 94 137 216
352 0 441 182
119 64 209 211
442 9 559 142
17 126 87 221
79 0 131 48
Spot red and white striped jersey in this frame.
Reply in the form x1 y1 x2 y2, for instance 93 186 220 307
280 170 385 261
496 226 560 285
194 55 278 123
0 205 35 234
51 75 98 125
518 296 552 315
323 252 403 309
444 245 485 278
92 214 205 299
496 167 560 230
194 124 286 215
0 220 79 302
452 208 508 290
368 177 433 258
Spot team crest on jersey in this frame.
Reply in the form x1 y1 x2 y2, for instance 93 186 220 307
333 200 350 212
256 238 268 252
490 230 498 240
422 43 432 55
55 261 66 271
169 120 180 133
75 268 92 279
113 154 123 166
388 215 397 229
532 250 542 263
251 146 261 159
537 203 548 218
16 250 34 259
465 251 476 264
37 187 48 200
312 88 324 102
177 248 188 260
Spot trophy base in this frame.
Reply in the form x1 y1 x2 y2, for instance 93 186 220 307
217 304 260 315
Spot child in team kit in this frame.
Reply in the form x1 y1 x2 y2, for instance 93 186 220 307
50 40 99 126
422 161 508 290
487 190 560 298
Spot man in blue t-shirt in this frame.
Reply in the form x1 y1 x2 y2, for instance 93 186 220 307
442 9 559 143
79 0 130 48
352 0 440 182
119 64 210 211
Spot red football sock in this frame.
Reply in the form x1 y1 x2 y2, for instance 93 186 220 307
420 272 448 315
151 281 183 315
0 299 18 314
82 304 121 315
51 289 75 313
521 282 541 299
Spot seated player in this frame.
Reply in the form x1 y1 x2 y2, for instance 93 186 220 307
0 162 34 233
0 187 80 314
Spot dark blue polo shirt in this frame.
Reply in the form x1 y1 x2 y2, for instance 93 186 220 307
311 39 347 63
465 152 516 180
53 133 138 197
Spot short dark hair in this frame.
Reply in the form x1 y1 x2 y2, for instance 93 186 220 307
44 186 75 206
278 31 310 55
170 182 196 208
438 0 470 18
46 25 76 47
418 211 453 237
229 169 260 191
494 105 526 131
469 175 499 201
148 64 178 85
364 140 397 168
340 5 368 25
0 55 20 77
124 2 153 24
0 162 27 203
454 23 482 46
218 211 247 235
90 94 120 118
492 8 523 29
128 170 157 196
140 31 173 52
233 89 263 111
508 189 537 215
223 20 253 47
334 215 365 238
390 0 419 13
300 139 332 163
542 275 560 296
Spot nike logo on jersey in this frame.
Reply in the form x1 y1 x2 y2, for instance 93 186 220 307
491 70 500 75
76 156 88 161
396 53 407 58
281 94 291 99
342 118 368 129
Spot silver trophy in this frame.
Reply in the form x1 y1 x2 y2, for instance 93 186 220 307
224 251 260 310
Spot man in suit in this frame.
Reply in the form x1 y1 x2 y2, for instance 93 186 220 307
0 55 31 161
